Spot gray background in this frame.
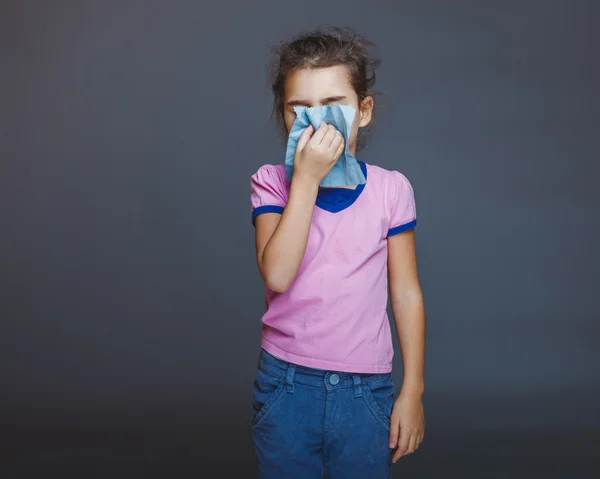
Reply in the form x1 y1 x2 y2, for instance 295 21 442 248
2 0 599 477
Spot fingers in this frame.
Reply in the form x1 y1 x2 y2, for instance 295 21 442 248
392 429 424 463
394 433 418 463
392 443 403 463
328 127 344 153
310 122 341 148
304 122 344 160
308 121 329 145
295 124 314 152
408 434 418 454
322 127 344 164
320 124 339 147
332 137 344 160
393 428 411 463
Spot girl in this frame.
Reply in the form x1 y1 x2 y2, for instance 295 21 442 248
250 26 425 478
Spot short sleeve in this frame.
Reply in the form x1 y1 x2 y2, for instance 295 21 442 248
387 171 417 237
250 165 287 226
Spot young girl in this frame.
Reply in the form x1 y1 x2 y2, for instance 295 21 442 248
250 26 425 478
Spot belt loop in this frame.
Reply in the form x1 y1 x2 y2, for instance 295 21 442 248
352 374 362 398
285 363 296 393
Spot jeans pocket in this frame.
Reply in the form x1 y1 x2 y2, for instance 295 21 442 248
361 374 394 429
251 366 286 427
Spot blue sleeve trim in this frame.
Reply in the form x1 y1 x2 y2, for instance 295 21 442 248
252 205 285 226
387 218 417 236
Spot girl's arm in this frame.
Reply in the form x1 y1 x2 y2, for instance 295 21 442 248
254 178 318 293
387 228 426 461
388 229 425 394
255 123 344 293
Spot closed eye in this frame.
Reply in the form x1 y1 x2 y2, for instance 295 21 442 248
287 95 347 108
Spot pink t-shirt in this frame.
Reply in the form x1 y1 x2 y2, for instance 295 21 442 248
250 161 417 373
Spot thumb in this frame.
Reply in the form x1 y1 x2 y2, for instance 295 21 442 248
295 125 314 152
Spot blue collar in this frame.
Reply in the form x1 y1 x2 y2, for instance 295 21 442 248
315 161 368 213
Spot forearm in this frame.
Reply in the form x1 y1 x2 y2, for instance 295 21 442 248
391 291 426 396
260 178 318 292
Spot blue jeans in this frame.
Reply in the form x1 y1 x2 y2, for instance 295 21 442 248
252 348 394 478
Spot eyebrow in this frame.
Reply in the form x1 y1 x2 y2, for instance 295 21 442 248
286 96 347 107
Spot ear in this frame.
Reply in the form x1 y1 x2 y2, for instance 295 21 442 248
358 96 374 127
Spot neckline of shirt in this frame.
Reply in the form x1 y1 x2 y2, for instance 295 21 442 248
315 161 368 213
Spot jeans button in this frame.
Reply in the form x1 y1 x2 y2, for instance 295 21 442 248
329 373 340 385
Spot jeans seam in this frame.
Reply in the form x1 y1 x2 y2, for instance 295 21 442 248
252 380 286 428
362 385 391 429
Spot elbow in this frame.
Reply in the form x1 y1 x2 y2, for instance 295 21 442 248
261 266 293 293
259 255 295 293
264 275 292 294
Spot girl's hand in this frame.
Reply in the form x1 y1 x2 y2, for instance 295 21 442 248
293 121 345 186
389 390 425 463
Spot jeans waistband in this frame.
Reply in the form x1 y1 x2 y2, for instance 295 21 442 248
258 348 391 389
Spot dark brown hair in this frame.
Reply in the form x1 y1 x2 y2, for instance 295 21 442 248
268 25 381 151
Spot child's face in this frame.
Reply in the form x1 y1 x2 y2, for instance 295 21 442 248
283 65 373 155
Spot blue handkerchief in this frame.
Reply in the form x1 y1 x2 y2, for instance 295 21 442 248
284 105 366 187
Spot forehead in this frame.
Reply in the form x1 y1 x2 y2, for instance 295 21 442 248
284 65 356 101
